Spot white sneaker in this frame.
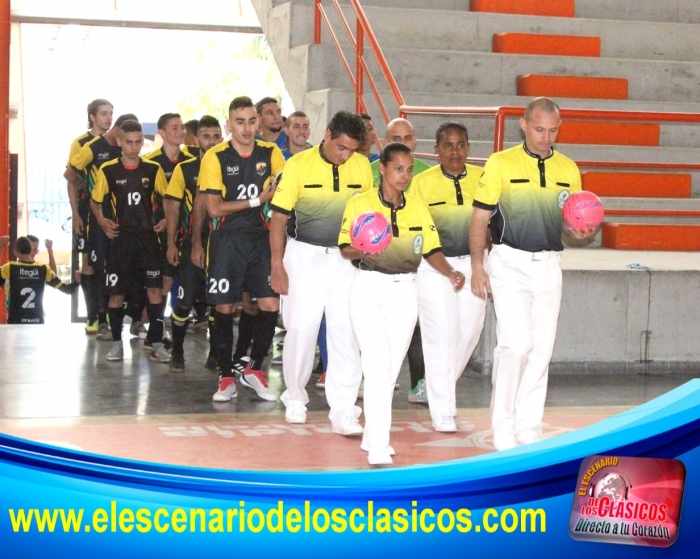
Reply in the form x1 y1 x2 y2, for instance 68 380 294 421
106 342 123 362
213 377 237 402
357 380 364 399
368 452 393 466
515 431 541 446
431 416 457 433
332 415 363 437
285 406 307 424
240 367 277 401
129 320 144 337
493 431 518 451
360 441 395 456
149 343 171 363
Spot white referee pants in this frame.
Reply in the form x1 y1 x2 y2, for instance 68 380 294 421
488 244 562 442
416 256 486 421
280 239 362 422
350 270 418 456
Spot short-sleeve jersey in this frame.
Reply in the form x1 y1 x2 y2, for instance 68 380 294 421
371 157 432 191
92 158 168 233
271 143 373 247
412 163 481 257
0 261 67 324
143 147 195 183
165 157 205 244
67 131 96 206
199 139 284 232
70 135 122 195
338 188 441 275
256 131 288 151
473 144 582 252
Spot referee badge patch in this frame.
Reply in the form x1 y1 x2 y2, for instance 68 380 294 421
558 190 570 208
256 161 267 176
413 234 423 254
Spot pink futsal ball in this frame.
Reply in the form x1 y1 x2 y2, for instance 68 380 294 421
562 191 604 231
350 211 392 253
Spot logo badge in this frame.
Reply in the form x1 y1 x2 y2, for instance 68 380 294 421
256 161 267 176
569 455 685 547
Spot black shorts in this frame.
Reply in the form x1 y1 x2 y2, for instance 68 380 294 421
73 195 90 253
206 228 277 306
106 231 163 295
176 243 206 307
86 212 109 272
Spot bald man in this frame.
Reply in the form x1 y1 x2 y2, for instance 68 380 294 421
370 118 431 189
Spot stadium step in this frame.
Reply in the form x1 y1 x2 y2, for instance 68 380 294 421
470 0 575 18
601 223 700 251
583 172 692 198
492 33 601 58
517 74 629 100
557 121 659 146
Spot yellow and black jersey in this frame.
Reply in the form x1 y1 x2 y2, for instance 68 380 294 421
0 261 76 324
92 158 168 233
143 147 195 183
67 131 96 206
412 163 481 257
165 157 207 245
338 188 441 275
185 145 200 159
199 139 284 232
474 144 582 252
69 135 122 195
271 143 372 247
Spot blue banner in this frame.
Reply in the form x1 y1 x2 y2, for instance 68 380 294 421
2 380 699 557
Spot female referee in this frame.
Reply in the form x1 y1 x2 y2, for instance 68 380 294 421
338 143 465 466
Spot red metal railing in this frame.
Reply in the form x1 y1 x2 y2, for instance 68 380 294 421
314 0 404 124
313 1 700 175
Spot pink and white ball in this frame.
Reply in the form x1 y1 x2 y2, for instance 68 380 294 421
350 211 392 254
563 191 604 232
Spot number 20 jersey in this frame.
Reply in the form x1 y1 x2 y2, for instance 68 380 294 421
198 139 284 232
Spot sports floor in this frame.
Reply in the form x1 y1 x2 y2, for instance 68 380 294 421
1 290 696 470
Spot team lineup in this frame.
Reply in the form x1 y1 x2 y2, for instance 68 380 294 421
0 95 597 466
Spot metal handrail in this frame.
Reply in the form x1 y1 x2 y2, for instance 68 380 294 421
314 0 404 121
313 1 700 174
403 105 700 171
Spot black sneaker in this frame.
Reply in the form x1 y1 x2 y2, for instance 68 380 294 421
169 351 185 373
204 353 219 371
312 359 324 376
231 356 249 377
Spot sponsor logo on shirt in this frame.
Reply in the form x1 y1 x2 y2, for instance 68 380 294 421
97 152 110 160
116 179 127 185
226 165 239 176
19 268 39 278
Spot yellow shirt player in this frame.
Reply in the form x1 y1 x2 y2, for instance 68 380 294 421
270 111 372 433
469 97 595 452
411 122 487 434
339 142 464 466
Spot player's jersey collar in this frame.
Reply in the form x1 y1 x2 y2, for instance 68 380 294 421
440 165 467 181
522 142 554 161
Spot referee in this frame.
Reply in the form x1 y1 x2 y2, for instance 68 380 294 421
270 111 370 434
339 143 464 465
470 97 596 451
412 122 486 433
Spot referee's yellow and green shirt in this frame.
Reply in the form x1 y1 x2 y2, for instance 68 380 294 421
473 144 582 252
271 142 373 247
338 188 441 275
412 163 481 257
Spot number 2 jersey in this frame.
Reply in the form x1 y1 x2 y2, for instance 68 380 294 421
198 139 284 232
0 261 77 324
91 158 168 233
